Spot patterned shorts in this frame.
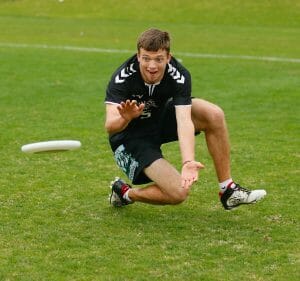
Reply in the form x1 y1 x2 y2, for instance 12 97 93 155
112 100 179 185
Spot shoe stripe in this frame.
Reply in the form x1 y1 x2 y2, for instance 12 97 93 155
227 181 235 189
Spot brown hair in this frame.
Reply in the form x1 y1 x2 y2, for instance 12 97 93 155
137 28 171 53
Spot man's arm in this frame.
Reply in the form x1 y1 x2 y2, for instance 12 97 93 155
175 105 204 189
105 100 145 135
175 105 195 162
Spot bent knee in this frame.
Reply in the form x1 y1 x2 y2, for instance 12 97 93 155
167 188 189 205
211 105 225 124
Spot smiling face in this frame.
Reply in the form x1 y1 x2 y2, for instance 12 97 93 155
137 48 171 84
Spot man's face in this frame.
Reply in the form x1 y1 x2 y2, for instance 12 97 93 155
137 48 171 84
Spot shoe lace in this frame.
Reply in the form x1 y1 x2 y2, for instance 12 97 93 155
233 184 251 194
228 184 251 205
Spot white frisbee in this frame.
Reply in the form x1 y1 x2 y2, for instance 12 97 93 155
21 140 81 154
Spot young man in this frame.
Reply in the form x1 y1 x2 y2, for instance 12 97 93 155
104 28 266 210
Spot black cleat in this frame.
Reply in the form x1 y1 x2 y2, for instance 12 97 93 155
109 177 132 207
220 184 267 210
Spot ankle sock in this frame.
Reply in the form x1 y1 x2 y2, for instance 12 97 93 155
123 189 132 203
219 179 236 193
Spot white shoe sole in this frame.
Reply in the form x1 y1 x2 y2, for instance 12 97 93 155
246 189 267 203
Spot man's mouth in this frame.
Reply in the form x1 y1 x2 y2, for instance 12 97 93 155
148 70 157 76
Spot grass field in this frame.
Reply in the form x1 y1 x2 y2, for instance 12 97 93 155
0 1 299 280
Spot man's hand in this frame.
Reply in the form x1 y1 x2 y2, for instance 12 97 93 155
181 160 204 189
117 100 145 121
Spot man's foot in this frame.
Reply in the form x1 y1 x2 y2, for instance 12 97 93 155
219 184 266 210
109 177 133 207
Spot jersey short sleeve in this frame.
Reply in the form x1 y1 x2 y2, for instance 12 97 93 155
166 57 192 106
105 55 138 104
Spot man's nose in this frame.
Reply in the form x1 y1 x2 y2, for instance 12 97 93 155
148 59 157 68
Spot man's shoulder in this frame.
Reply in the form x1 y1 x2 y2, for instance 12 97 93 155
165 57 191 86
110 54 140 85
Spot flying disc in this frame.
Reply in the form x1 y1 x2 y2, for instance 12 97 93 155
21 140 81 154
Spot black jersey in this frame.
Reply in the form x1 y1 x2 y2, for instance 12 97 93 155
105 54 192 147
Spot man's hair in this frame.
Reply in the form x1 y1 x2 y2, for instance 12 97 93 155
137 28 171 53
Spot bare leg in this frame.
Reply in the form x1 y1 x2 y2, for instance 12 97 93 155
191 99 231 182
128 158 190 205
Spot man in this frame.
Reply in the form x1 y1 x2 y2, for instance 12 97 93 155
104 28 266 210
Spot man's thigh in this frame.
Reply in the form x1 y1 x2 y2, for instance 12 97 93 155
143 158 182 194
191 98 224 131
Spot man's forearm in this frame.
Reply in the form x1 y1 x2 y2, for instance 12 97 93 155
105 115 130 134
177 120 195 164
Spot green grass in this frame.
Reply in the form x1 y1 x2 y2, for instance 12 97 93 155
0 1 299 280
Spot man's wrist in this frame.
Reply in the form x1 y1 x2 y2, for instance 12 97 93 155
121 115 131 122
182 160 193 167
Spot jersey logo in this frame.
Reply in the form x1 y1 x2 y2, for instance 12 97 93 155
115 63 136 84
167 63 185 84
140 100 158 119
132 94 144 99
